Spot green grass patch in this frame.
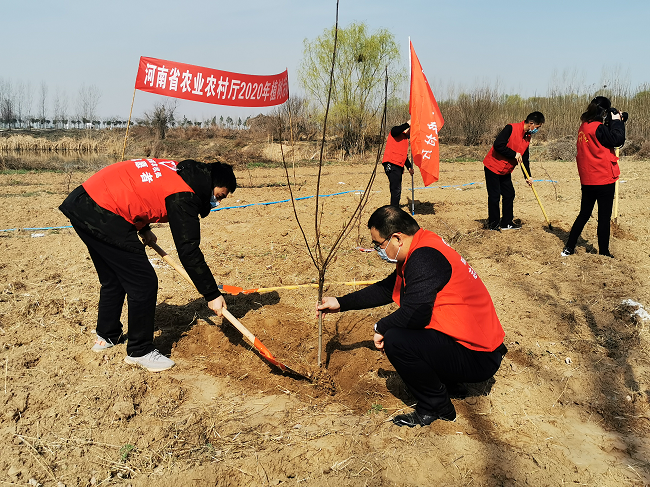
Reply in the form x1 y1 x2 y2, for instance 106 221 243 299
367 403 386 414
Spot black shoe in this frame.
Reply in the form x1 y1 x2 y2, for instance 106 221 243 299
486 223 501 231
599 251 614 258
392 407 457 427
500 222 522 230
561 247 574 257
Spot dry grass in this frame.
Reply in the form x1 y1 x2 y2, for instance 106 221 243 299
0 135 102 153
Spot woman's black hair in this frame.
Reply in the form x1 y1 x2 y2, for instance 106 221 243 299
581 96 611 123
209 161 237 193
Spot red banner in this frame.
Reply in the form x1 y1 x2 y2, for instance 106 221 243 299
409 41 444 186
135 56 289 107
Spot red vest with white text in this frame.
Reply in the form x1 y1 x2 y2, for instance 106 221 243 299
382 132 409 167
392 229 504 352
576 121 620 185
483 121 530 175
83 158 193 230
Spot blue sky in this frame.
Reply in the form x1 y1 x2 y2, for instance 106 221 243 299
2 0 648 121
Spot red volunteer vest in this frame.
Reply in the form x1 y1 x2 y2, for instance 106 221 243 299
83 158 194 230
483 121 530 175
392 229 504 352
576 121 620 185
382 132 409 167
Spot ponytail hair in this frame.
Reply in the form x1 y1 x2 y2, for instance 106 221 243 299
581 96 611 123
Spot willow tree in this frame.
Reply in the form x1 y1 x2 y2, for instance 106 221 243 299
298 22 404 155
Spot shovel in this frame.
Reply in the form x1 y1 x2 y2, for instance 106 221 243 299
519 162 553 230
148 243 310 380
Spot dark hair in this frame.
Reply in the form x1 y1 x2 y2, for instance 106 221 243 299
581 96 611 123
367 205 420 238
210 162 237 193
525 112 545 124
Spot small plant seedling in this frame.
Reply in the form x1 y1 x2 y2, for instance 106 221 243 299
119 443 135 462
368 403 386 414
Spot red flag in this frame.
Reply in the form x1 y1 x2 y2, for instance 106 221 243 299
409 41 444 186
135 56 288 108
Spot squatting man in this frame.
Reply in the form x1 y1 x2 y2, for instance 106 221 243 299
318 206 507 427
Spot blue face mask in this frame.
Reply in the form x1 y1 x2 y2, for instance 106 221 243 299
528 127 539 135
210 195 220 208
376 243 400 263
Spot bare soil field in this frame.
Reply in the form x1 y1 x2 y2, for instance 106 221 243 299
1 157 650 486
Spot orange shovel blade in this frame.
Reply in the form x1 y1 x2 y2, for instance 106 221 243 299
253 337 287 372
220 284 244 294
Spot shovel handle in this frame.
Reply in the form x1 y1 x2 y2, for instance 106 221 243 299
221 309 256 345
149 243 193 285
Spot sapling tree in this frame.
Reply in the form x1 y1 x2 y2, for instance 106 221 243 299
280 0 389 366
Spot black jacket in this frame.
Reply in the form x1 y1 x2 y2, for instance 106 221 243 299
59 160 221 301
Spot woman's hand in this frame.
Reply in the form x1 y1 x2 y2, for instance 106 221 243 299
208 295 227 317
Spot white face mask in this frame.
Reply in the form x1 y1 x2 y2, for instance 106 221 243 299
376 240 400 263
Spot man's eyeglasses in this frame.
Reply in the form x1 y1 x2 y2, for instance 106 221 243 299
372 236 390 252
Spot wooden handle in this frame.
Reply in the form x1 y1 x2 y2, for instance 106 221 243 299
149 243 194 286
149 243 254 344
519 162 551 227
221 309 255 344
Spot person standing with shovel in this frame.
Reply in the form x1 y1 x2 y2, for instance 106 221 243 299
482 112 545 230
60 158 236 372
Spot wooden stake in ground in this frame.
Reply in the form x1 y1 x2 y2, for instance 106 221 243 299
519 162 552 229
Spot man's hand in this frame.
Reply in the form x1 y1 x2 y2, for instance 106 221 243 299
316 297 340 317
208 295 227 317
373 332 385 350
408 167 415 175
526 178 533 187
515 152 523 164
139 230 157 246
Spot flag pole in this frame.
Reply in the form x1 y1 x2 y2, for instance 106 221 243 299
121 86 137 161
613 147 620 223
408 37 414 215
411 171 415 215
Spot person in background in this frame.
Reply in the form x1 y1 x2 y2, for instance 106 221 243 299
318 206 507 427
562 96 626 258
382 120 415 207
482 112 545 230
60 158 236 372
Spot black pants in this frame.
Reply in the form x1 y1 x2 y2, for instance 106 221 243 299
73 225 158 357
384 327 506 415
484 166 515 228
565 183 615 255
383 163 404 207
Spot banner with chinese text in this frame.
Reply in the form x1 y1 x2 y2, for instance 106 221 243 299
408 42 444 186
135 56 289 107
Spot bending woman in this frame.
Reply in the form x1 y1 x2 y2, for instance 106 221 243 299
562 96 626 258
